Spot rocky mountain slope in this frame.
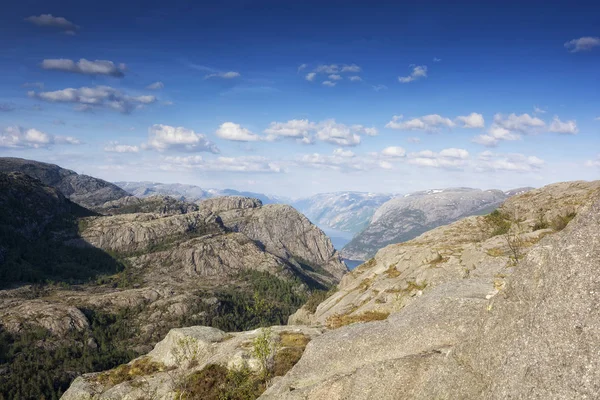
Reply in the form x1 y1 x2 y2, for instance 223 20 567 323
115 181 288 205
341 187 515 260
0 167 346 399
293 192 394 234
61 180 600 400
0 157 129 208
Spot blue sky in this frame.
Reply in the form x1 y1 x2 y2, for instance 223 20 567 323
1 0 599 197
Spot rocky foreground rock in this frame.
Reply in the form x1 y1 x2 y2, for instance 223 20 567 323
64 180 600 399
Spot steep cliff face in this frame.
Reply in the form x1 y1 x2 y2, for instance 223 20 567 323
341 188 509 260
0 157 129 208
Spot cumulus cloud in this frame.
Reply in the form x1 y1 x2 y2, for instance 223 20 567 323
314 64 341 74
328 74 343 81
349 76 362 82
0 126 81 149
476 151 544 172
381 146 406 158
144 124 219 153
433 57 442 62
407 148 469 169
161 155 282 173
533 106 546 114
548 116 578 134
316 120 361 146
298 64 308 72
146 81 164 90
204 71 241 79
104 142 140 153
564 37 600 53
41 59 126 77
585 155 600 168
298 150 391 171
322 81 337 87
398 65 427 83
305 72 317 82
386 114 454 132
472 113 545 147
25 14 79 34
341 64 361 73
264 119 315 142
455 112 485 128
216 122 261 142
28 85 156 114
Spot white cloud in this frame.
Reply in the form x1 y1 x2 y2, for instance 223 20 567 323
146 81 164 90
161 155 282 173
472 113 545 147
533 106 546 114
144 124 219 153
41 59 126 77
204 71 241 79
564 37 600 53
104 142 140 153
381 146 406 158
25 14 78 33
264 119 376 146
316 120 361 146
333 148 355 157
328 74 343 81
298 63 308 72
264 119 315 142
0 126 80 149
349 76 362 82
548 116 578 135
372 84 388 91
341 64 361 73
314 64 340 74
385 114 454 132
216 122 261 142
433 57 442 62
305 72 317 82
28 85 156 114
476 151 544 172
585 155 600 167
406 148 469 169
322 81 336 87
398 65 427 83
407 137 421 143
455 112 485 128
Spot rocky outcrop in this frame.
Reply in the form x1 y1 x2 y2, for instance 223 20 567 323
199 196 262 214
293 180 599 327
342 188 509 260
0 300 90 336
217 204 347 282
62 325 324 400
263 181 600 399
0 157 129 208
98 195 199 216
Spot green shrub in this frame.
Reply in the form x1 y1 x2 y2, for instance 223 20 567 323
483 210 511 237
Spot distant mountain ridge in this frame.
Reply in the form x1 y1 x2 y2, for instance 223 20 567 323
115 181 290 205
292 192 395 234
342 187 533 260
0 157 129 208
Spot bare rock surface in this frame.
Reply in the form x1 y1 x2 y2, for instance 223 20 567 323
61 325 325 400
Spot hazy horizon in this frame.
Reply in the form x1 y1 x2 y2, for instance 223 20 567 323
1 0 599 197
